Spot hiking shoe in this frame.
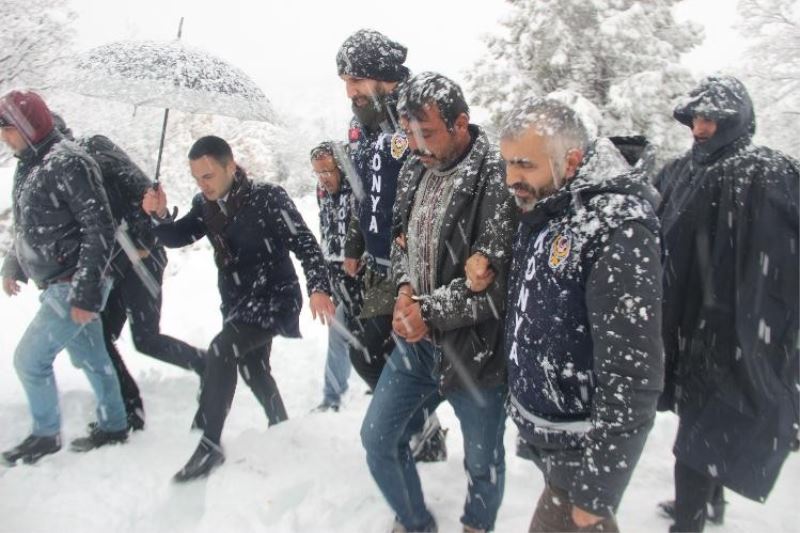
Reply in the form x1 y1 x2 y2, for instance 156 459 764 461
127 407 145 431
391 515 438 532
311 402 340 413
70 426 128 452
2 434 61 465
173 438 225 483
658 499 726 525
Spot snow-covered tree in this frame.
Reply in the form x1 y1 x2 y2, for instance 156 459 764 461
737 0 800 157
0 0 77 93
466 0 703 162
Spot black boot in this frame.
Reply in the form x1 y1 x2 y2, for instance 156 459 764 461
411 415 448 463
70 426 128 452
173 438 225 483
658 497 726 526
2 434 61 465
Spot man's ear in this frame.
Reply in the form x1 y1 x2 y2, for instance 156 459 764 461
454 113 469 134
564 148 584 179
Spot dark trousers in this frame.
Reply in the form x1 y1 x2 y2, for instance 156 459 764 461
196 321 287 445
101 250 205 414
529 483 619 532
671 460 723 532
348 314 395 391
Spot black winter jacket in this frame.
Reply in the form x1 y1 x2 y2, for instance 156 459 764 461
343 90 409 318
152 170 330 335
1 132 115 311
656 76 799 502
317 181 363 315
392 125 515 394
507 138 664 516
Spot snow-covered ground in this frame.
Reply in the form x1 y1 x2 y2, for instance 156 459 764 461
0 182 797 532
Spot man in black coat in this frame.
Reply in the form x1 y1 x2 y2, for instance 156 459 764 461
655 75 799 532
0 90 129 464
491 97 664 532
361 73 515 533
143 136 335 482
54 115 205 431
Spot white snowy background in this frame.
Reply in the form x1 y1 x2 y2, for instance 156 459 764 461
1 0 798 531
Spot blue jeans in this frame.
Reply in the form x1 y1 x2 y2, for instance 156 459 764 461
322 304 352 406
14 281 127 436
361 337 507 531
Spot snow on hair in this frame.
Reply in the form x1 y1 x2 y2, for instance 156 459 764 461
397 72 469 129
501 97 590 167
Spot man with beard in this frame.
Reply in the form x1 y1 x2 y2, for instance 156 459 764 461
142 136 335 481
655 76 799 532
361 73 514 533
486 98 664 532
310 141 363 412
336 29 446 460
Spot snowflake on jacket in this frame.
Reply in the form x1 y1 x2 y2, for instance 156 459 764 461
152 169 330 336
506 138 664 516
1 132 114 312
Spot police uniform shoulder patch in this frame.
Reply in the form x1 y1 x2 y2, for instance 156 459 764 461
390 133 408 160
548 233 571 269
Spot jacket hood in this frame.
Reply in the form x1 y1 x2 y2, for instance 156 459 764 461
522 137 660 228
673 76 755 164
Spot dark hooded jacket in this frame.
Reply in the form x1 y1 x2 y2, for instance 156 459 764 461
1 131 115 312
507 138 664 517
392 125 515 394
152 169 330 336
317 178 363 316
656 75 800 502
344 88 410 318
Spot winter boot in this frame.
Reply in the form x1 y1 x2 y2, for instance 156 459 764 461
2 434 61 465
127 406 145 431
311 402 340 413
173 438 225 483
70 426 128 452
658 498 726 526
411 414 448 463
391 515 438 532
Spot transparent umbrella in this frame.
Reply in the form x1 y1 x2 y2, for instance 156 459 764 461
53 18 277 181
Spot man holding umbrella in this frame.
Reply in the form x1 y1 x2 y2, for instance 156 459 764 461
143 135 335 482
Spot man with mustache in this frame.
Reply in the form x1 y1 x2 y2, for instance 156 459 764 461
336 29 447 461
309 141 363 412
486 97 664 532
362 72 515 533
655 76 799 532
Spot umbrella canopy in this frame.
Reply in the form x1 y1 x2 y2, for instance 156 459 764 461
57 40 277 123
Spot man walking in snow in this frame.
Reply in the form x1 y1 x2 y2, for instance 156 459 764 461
0 90 129 465
361 73 515 533
490 97 664 531
310 141 363 412
655 75 799 532
53 114 206 431
336 28 447 460
142 135 335 482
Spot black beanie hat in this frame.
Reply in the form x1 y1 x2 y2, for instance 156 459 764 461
336 29 409 82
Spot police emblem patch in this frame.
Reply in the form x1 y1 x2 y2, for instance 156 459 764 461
549 233 571 269
390 133 409 160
